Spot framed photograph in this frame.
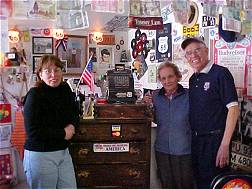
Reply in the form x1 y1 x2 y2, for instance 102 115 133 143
32 37 53 54
98 46 113 65
61 60 67 73
56 35 88 74
0 124 12 148
88 47 97 62
32 56 42 73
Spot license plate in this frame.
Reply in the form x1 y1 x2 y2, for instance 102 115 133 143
93 143 129 152
232 141 252 157
231 152 252 169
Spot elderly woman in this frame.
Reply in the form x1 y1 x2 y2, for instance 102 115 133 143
144 62 194 189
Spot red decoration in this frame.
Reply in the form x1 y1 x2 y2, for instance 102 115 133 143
0 103 12 123
222 178 251 189
43 28 51 36
55 37 68 51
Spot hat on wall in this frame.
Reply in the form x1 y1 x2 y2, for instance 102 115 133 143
218 14 236 43
173 0 199 27
187 1 199 27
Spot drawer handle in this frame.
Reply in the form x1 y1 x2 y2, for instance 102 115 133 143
128 169 141 178
79 128 87 135
78 148 89 156
78 171 90 178
129 147 140 155
130 128 139 134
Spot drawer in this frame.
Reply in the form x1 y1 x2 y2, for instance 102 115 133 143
94 104 150 119
75 164 149 188
70 142 149 164
73 123 149 142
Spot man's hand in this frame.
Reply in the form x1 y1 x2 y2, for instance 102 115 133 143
64 124 75 140
216 143 229 168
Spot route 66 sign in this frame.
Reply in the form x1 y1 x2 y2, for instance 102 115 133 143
158 36 168 53
156 23 172 62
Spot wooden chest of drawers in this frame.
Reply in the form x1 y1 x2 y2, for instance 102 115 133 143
70 104 151 189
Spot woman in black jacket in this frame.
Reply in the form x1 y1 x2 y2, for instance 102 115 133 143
23 55 79 189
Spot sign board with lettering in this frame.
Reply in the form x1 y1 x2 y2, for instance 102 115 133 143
182 24 199 38
231 141 252 172
156 23 172 62
128 16 164 30
93 143 129 152
202 15 216 28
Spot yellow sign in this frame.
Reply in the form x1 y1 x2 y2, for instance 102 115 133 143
182 24 199 38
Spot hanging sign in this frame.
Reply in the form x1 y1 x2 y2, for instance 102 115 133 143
182 24 199 37
128 16 164 30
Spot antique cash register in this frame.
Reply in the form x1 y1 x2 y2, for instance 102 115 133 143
107 64 136 103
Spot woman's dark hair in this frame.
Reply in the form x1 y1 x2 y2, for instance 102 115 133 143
35 55 63 87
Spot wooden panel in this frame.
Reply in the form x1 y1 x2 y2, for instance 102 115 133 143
70 142 148 164
75 164 148 188
73 122 150 142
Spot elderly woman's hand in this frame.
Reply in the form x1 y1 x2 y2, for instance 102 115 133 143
143 93 153 105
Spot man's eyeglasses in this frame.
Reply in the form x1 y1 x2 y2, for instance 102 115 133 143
184 47 205 58
42 68 62 74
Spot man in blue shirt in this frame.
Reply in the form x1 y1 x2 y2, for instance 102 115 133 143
181 37 239 189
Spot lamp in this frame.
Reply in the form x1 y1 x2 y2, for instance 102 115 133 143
92 32 103 43
8 30 20 43
53 29 64 39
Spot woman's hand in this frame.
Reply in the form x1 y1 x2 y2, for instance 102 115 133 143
143 93 153 105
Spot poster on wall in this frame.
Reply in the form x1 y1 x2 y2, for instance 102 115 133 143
91 0 124 13
12 0 30 18
246 62 252 98
0 0 12 16
28 0 56 19
0 16 8 53
156 23 172 62
173 44 194 87
214 37 251 89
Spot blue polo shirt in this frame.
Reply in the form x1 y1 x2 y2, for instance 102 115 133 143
153 84 191 155
189 63 238 133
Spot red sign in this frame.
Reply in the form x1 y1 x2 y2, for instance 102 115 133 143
0 103 12 124
128 16 164 30
89 34 115 45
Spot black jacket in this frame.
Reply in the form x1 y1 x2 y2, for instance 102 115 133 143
23 82 79 152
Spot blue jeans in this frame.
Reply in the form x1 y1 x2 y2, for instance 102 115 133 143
23 148 77 189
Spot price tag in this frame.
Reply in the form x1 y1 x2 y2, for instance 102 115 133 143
182 24 199 37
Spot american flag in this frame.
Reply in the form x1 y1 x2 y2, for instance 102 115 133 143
81 56 94 93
